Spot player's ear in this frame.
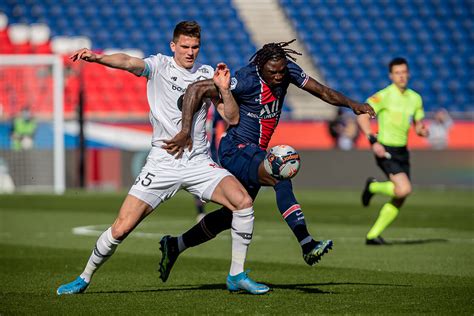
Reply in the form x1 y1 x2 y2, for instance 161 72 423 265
170 41 176 53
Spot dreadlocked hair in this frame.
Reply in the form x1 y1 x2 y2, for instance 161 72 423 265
249 39 302 70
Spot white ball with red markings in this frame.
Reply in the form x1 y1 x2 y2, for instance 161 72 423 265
263 144 301 180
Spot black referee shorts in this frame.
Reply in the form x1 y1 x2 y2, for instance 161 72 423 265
375 145 410 179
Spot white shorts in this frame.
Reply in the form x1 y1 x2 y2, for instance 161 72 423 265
128 150 232 209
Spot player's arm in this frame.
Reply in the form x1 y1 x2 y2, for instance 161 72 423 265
213 63 239 125
413 98 429 137
356 113 387 158
302 77 375 117
70 48 145 76
414 120 429 137
162 79 220 157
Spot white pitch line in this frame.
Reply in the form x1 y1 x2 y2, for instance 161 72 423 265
71 225 474 243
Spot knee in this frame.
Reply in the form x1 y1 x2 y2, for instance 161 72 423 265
111 221 132 240
394 184 412 199
233 191 253 210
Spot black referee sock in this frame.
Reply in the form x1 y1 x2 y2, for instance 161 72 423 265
181 207 233 248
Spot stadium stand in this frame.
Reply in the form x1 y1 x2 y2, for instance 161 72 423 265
1 1 472 119
280 0 473 115
0 1 257 118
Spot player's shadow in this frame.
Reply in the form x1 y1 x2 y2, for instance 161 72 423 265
388 238 448 245
89 281 410 295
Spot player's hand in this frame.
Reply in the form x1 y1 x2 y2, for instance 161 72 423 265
70 48 99 62
351 103 375 118
417 124 430 137
372 142 388 158
162 131 193 159
213 63 230 91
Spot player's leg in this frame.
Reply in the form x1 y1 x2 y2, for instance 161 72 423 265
366 172 411 244
57 195 153 295
258 161 333 266
158 206 232 282
210 175 269 294
194 196 206 222
361 177 395 207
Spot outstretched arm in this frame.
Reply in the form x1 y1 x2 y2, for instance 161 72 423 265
302 77 375 117
70 48 145 76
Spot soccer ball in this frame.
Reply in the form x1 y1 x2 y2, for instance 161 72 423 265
263 145 301 180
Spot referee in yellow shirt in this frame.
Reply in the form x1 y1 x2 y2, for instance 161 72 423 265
357 57 429 245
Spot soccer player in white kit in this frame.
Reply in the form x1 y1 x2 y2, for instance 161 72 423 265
56 21 269 295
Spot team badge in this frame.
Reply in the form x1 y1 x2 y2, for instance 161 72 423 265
230 77 238 90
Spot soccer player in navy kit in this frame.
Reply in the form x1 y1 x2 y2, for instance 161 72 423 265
159 40 375 281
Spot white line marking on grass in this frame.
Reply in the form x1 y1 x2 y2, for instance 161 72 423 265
72 224 249 240
72 225 473 243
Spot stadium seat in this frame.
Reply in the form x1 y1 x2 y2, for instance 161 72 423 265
279 0 473 113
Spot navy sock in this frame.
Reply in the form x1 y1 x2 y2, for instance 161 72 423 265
274 180 315 250
181 207 232 248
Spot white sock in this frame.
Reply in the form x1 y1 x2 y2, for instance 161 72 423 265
229 207 254 276
80 227 121 283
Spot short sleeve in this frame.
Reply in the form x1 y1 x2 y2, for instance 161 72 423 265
230 69 248 96
142 53 167 79
366 90 385 114
414 95 425 121
288 61 309 88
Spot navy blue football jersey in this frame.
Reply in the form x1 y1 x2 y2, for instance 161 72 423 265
226 61 309 150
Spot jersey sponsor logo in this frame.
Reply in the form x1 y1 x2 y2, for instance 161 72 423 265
230 77 238 90
301 71 306 78
172 84 186 92
259 99 281 119
171 76 177 81
198 68 210 74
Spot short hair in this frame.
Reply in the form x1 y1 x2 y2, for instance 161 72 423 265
249 39 302 71
173 21 201 42
389 57 408 72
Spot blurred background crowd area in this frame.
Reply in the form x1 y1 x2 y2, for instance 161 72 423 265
0 0 472 151
0 0 472 192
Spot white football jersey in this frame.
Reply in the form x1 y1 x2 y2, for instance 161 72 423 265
142 53 214 161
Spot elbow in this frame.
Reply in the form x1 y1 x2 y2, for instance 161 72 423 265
187 80 209 97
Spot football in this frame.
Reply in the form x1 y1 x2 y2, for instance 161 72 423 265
263 144 301 180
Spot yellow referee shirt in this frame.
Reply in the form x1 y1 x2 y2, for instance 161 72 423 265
367 83 425 147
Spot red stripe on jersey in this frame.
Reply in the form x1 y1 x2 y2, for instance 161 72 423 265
282 204 301 219
259 117 277 150
258 81 278 149
260 81 276 104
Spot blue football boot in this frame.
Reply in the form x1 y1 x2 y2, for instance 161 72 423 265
303 239 333 266
56 276 89 295
226 271 270 295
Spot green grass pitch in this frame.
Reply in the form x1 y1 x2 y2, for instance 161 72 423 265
1 189 473 314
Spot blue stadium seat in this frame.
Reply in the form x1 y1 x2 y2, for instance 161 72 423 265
280 0 473 112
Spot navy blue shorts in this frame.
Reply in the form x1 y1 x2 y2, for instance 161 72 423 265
218 135 266 198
